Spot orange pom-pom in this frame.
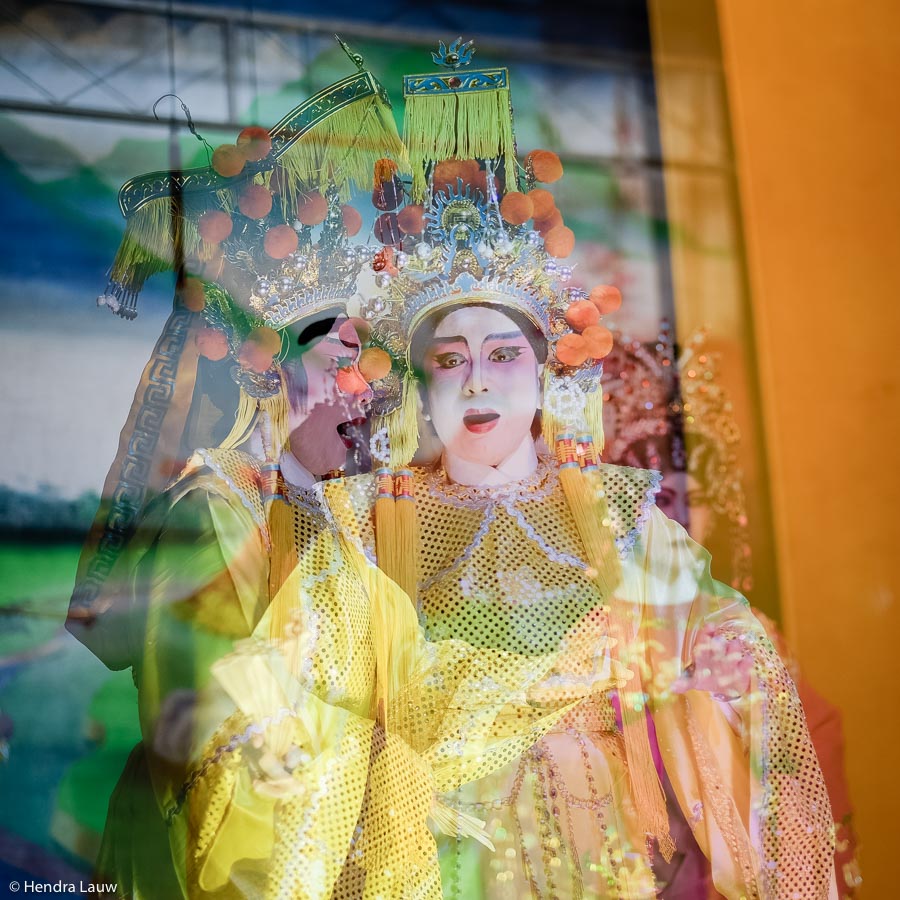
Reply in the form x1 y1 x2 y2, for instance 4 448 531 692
212 144 245 178
555 333 589 367
500 192 534 225
297 192 328 226
179 276 206 312
236 126 272 162
582 324 614 359
589 284 622 314
397 204 425 234
527 149 564 183
238 184 273 219
528 188 555 221
374 158 399 187
358 346 392 382
238 341 274 373
263 224 298 259
564 299 600 332
198 210 233 244
433 159 479 192
247 326 282 354
335 366 368 395
535 208 563 237
544 225 575 258
342 205 363 237
196 327 228 361
470 169 489 197
374 212 401 246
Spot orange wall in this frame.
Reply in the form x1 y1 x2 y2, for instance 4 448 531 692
655 1 900 894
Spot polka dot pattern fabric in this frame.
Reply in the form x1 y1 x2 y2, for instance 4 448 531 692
332 461 835 899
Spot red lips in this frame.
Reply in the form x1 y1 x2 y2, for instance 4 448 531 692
463 409 500 434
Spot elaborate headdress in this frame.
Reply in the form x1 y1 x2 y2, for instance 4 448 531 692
71 41 404 618
355 42 624 468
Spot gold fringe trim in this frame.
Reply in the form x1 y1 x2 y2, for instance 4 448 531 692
111 92 405 292
403 88 517 202
218 371 290 454
218 389 259 451
272 95 408 210
109 199 202 291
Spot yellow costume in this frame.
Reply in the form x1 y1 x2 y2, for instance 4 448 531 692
166 449 590 899
324 458 835 899
323 42 839 897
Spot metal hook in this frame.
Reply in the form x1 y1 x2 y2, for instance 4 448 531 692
152 93 215 161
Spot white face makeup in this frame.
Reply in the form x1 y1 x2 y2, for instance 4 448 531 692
423 306 542 468
285 316 372 477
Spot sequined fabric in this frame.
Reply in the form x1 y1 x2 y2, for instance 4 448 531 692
328 460 836 899
174 451 582 899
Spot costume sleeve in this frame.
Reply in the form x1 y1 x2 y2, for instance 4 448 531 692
134 478 268 763
66 465 269 899
175 555 444 900
634 505 836 900
177 490 590 899
66 467 267 676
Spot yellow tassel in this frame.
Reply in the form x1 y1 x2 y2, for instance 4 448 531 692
219 369 290 454
584 387 605 456
555 434 673 860
555 436 621 596
542 370 605 454
377 372 420 469
393 469 419 603
541 368 560 452
325 479 418 724
258 376 291 457
267 499 299 644
272 95 408 211
374 467 397 597
430 798 494 850
609 601 675 863
403 89 517 203
219 389 259 451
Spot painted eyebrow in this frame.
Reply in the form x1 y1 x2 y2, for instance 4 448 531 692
484 331 526 341
429 331 526 346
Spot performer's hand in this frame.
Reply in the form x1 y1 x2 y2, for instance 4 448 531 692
672 624 753 700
